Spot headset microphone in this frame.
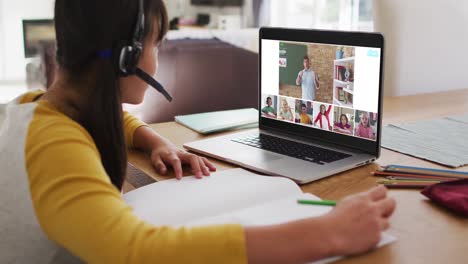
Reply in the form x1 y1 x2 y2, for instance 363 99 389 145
135 67 172 101
117 0 173 102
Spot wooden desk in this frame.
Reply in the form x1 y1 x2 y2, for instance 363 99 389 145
127 89 468 264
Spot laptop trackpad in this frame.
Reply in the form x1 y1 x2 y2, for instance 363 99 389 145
233 152 283 164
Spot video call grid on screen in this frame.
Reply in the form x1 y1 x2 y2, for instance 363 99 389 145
261 39 381 141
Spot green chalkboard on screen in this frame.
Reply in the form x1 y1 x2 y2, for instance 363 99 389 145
279 42 307 86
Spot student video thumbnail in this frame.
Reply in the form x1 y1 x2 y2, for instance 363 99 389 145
295 100 313 126
277 96 296 123
354 110 378 140
333 106 355 135
261 94 278 119
312 103 334 131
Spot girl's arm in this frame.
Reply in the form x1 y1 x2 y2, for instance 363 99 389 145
314 113 321 124
27 119 243 264
326 105 332 116
123 111 147 148
133 125 216 179
124 112 215 179
335 127 350 134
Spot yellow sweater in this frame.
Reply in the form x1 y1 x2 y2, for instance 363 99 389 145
0 90 246 263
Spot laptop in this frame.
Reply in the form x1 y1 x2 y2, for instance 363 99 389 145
184 27 384 184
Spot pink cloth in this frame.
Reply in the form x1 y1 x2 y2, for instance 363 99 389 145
421 179 468 217
355 124 374 139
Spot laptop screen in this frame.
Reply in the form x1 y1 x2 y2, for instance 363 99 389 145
260 31 383 154
262 39 381 141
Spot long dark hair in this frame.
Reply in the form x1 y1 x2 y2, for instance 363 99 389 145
54 0 168 189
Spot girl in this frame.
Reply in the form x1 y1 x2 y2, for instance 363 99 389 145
314 104 332 131
278 98 294 122
0 1 394 263
334 114 353 135
355 112 376 140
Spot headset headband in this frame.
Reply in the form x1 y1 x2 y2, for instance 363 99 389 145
133 0 145 47
126 0 173 102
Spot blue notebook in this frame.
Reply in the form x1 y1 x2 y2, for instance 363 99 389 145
175 108 258 134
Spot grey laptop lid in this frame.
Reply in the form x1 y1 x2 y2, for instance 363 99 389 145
258 28 384 157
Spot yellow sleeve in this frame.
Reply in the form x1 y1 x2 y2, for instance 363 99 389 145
123 111 147 148
25 111 247 264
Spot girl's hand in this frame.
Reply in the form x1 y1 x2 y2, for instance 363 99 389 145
244 186 396 263
150 142 216 180
323 186 396 256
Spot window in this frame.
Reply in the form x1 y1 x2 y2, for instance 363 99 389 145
268 0 373 31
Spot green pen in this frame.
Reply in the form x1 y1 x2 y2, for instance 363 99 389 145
297 199 337 206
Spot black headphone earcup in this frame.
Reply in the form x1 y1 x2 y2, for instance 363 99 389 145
117 46 130 76
131 47 142 70
117 45 142 76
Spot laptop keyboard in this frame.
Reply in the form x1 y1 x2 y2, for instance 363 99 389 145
232 134 351 164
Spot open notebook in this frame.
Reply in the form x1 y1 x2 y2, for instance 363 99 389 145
123 168 396 263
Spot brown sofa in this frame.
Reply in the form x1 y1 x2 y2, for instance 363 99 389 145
39 38 259 124
126 38 259 123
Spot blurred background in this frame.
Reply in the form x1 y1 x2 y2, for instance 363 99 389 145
0 0 373 102
0 0 466 123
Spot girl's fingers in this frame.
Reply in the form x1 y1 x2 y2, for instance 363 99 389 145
162 154 183 180
377 198 397 218
178 152 203 178
152 155 167 175
198 157 210 176
159 150 215 180
367 185 388 202
202 157 217 172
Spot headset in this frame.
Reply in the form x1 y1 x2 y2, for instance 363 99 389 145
117 0 173 102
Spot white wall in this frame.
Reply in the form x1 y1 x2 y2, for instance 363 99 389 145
164 0 253 28
0 0 252 81
0 0 4 79
0 0 55 81
374 0 468 96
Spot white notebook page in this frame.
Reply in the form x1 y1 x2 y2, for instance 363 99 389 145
123 168 303 225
